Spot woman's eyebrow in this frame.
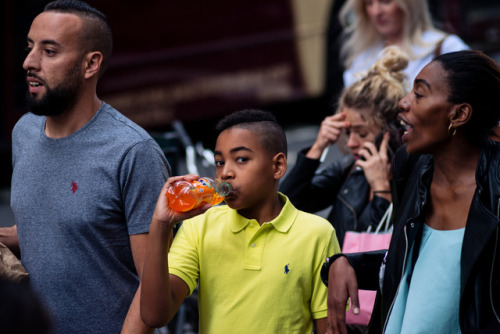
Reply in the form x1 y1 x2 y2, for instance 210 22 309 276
414 78 431 89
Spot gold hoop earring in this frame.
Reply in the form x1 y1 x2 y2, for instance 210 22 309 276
448 123 456 136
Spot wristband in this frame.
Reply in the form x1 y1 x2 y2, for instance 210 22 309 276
320 254 347 287
373 190 391 194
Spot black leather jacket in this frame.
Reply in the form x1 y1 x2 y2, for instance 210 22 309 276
323 142 500 333
280 149 390 247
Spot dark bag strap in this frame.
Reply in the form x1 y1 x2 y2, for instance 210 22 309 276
434 34 449 58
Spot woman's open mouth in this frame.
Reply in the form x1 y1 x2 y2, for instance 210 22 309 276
399 119 412 135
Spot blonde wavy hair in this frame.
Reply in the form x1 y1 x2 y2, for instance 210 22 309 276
339 0 443 67
338 46 408 129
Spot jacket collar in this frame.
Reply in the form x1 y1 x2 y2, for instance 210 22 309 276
409 145 500 294
460 140 500 294
228 193 297 233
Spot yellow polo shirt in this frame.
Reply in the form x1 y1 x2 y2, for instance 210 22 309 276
169 193 340 333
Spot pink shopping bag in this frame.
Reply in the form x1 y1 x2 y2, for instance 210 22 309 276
342 204 393 326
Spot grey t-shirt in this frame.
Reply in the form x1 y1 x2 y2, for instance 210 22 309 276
11 102 170 334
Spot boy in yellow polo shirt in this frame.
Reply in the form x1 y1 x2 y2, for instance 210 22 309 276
141 109 340 333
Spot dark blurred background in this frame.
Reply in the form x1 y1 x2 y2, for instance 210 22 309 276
1 2 500 332
1 0 500 201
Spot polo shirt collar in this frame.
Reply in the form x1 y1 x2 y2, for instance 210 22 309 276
229 193 297 233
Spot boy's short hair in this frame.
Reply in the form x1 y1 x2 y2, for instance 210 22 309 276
216 109 287 157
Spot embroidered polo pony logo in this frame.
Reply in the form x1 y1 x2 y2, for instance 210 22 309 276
71 181 78 194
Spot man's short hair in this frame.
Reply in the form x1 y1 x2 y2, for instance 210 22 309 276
216 109 288 157
44 0 113 77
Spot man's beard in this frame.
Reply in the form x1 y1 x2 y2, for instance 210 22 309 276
26 63 83 117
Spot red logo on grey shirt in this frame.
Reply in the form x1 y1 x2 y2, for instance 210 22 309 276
71 181 78 194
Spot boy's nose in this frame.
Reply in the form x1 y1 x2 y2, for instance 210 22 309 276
220 164 234 180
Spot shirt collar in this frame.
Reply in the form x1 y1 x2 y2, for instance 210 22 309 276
229 193 297 233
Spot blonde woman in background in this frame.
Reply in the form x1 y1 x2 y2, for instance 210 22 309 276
280 46 407 248
340 0 468 88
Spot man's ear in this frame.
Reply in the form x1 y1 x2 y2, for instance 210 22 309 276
84 51 103 79
449 103 473 128
272 152 287 180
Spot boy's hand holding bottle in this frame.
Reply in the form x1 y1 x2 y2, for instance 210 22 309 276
152 175 231 230
167 177 231 212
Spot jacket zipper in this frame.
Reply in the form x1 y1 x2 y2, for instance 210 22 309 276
382 225 409 332
337 195 358 230
490 198 500 323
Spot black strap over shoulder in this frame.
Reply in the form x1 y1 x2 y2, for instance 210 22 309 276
434 34 449 58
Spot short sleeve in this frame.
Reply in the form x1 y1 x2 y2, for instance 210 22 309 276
120 139 170 235
310 228 341 319
168 219 201 295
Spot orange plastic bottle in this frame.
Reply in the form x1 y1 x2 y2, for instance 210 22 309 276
167 177 232 212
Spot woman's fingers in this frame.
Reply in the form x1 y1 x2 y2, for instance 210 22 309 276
378 132 391 160
311 113 350 156
326 257 358 334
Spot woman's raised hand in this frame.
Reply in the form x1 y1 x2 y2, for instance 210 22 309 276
355 132 392 198
307 112 349 160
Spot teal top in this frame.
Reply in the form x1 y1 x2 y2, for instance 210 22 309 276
385 224 464 334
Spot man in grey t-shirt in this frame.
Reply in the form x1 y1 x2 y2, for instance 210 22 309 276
0 1 170 333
